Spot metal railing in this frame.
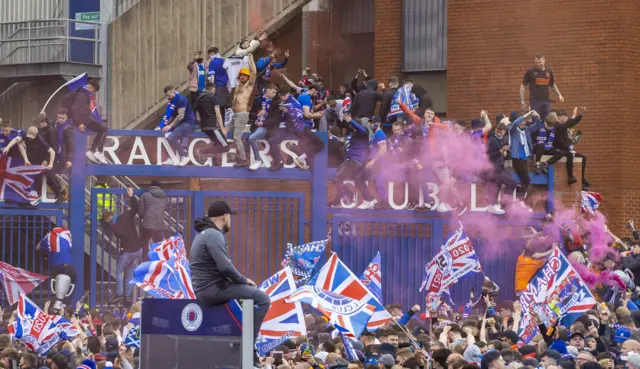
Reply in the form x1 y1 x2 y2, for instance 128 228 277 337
0 19 100 65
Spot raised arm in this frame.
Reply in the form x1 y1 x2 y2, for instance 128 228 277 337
280 73 303 93
399 103 421 124
480 110 492 134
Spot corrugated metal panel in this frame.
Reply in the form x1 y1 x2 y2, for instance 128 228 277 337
403 0 447 72
340 0 373 34
332 217 526 309
0 0 63 23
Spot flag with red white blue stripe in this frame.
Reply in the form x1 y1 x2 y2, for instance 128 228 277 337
256 267 306 356
359 252 382 303
13 295 63 355
309 252 392 333
419 223 482 294
131 254 195 299
581 191 603 215
38 227 72 254
0 153 46 203
0 261 48 306
518 247 596 344
287 285 376 338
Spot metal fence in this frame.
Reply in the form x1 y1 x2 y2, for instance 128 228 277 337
0 19 100 65
0 208 66 308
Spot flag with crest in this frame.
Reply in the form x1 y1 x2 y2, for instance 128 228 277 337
581 191 603 215
309 252 392 332
281 239 327 287
0 153 46 203
518 247 596 343
419 223 482 293
0 261 48 305
359 252 382 303
12 295 63 355
287 285 375 338
255 267 306 356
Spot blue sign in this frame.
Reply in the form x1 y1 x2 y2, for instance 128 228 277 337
141 299 243 337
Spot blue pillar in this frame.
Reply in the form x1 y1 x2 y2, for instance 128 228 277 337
311 133 328 242
69 130 87 302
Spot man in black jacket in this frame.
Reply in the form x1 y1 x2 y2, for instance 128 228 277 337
351 79 383 136
22 126 66 204
70 79 108 164
195 82 228 164
103 187 142 305
547 107 590 187
379 77 399 125
484 122 514 215
37 112 57 150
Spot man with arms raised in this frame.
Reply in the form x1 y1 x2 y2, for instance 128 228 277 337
231 54 257 168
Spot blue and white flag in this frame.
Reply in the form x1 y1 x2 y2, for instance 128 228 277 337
286 285 375 338
387 84 419 120
281 239 328 286
124 325 140 348
66 72 88 93
359 252 382 303
12 295 62 355
518 247 596 344
419 223 482 293
342 333 359 360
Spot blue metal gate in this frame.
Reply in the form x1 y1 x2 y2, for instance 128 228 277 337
0 208 65 308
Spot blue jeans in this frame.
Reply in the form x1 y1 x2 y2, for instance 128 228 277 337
248 126 267 160
167 123 195 157
530 100 550 121
116 248 142 297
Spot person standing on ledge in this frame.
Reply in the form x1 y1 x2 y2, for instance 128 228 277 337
230 54 257 168
190 201 270 368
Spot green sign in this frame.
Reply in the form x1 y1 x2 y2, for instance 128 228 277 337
75 11 100 30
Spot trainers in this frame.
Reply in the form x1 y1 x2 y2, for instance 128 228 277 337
93 152 109 164
540 162 549 174
86 151 97 163
437 203 452 212
249 161 262 171
357 200 377 210
55 189 67 204
327 200 342 208
582 179 591 187
294 157 309 170
535 166 543 175
178 157 190 167
516 200 533 213
415 204 431 212
488 204 506 215
162 158 176 165
568 176 578 185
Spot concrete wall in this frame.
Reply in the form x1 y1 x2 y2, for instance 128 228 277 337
108 0 308 130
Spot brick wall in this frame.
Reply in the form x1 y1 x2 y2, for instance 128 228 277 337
373 0 403 83
368 0 640 234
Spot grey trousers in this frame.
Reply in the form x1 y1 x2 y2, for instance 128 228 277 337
232 112 250 161
196 282 271 342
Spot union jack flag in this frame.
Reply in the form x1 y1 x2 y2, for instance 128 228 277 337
287 285 375 338
359 252 382 303
256 267 306 356
518 247 596 344
0 261 48 305
131 254 195 299
39 227 72 253
13 295 62 355
581 191 603 215
310 252 392 332
419 223 482 293
51 315 80 339
145 235 195 299
0 153 46 203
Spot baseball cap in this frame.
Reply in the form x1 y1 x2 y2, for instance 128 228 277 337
105 336 119 352
207 201 237 217
378 354 395 368
238 67 250 77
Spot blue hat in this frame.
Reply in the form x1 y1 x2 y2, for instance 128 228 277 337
615 326 632 343
549 339 568 355
77 359 97 369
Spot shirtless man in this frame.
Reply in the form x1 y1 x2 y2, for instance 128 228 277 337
231 54 257 167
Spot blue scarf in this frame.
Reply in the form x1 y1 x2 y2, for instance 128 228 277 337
537 125 555 150
264 61 273 80
258 95 271 124
197 63 206 91
158 95 179 129
286 95 305 131
56 120 72 154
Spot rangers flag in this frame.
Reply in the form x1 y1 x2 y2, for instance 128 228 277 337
0 261 48 305
256 267 306 356
518 247 596 343
0 153 46 203
12 295 63 355
359 252 382 303
287 285 375 338
131 255 195 299
281 239 327 286
419 223 482 293
310 252 391 332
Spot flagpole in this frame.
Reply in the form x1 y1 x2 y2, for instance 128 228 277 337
41 83 70 113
